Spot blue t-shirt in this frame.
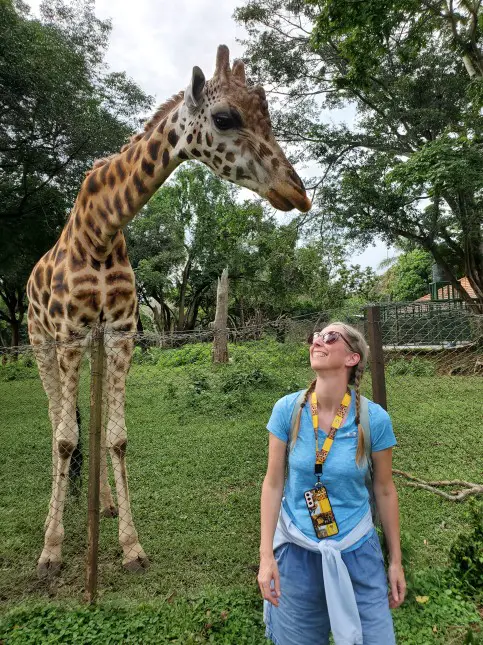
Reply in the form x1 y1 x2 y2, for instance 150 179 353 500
267 389 397 551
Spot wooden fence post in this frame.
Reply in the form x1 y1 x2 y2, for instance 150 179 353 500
212 268 229 363
366 305 388 410
85 324 104 603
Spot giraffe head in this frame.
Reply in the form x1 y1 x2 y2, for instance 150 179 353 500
176 45 311 212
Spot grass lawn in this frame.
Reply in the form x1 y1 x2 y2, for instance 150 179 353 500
0 341 481 643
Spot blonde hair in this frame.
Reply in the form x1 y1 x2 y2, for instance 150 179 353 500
291 322 370 466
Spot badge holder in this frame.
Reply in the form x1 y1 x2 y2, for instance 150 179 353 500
304 465 339 539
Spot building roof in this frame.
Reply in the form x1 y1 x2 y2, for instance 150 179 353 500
417 276 477 301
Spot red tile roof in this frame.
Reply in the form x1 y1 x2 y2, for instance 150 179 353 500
417 277 477 301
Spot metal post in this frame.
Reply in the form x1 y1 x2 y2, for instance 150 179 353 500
85 324 104 603
367 306 387 410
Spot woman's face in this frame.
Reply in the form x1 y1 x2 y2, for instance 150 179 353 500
309 325 360 375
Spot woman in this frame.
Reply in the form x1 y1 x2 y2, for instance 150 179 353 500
258 322 405 645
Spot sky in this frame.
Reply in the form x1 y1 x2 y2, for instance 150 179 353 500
26 0 393 272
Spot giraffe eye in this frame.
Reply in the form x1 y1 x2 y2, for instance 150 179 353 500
212 109 242 131
213 113 235 130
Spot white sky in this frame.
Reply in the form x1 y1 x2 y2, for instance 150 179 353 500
27 0 392 272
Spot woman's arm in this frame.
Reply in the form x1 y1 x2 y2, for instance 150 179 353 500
258 433 287 607
372 447 406 608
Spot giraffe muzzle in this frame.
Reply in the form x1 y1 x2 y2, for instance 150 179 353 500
267 186 312 213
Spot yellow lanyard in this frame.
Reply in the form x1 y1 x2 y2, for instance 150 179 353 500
310 390 352 475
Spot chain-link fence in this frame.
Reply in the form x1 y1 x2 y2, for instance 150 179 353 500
0 303 481 608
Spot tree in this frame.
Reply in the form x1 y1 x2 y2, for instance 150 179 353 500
235 0 483 309
377 249 434 302
0 0 151 345
125 164 266 331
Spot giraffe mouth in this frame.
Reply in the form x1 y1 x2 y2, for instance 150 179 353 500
267 188 312 213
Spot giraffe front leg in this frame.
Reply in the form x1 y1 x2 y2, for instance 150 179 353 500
33 344 62 533
105 338 148 572
100 425 117 518
99 353 117 517
37 345 83 577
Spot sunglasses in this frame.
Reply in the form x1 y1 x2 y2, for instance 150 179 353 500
308 330 353 350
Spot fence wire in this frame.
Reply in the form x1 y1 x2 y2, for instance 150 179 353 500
0 303 481 607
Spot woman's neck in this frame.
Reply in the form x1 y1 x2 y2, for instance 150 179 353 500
314 374 350 413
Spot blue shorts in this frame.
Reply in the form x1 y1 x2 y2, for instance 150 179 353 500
264 530 395 645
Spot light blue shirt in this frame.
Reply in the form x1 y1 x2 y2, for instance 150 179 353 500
267 389 397 551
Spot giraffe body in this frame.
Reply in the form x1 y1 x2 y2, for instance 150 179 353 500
27 46 311 576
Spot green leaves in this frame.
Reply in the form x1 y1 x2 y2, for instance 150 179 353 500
0 0 151 343
235 0 483 306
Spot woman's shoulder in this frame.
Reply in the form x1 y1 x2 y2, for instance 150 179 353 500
267 389 307 439
362 397 397 449
271 389 307 417
365 397 392 424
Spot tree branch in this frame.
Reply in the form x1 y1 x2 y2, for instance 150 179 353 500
393 469 483 501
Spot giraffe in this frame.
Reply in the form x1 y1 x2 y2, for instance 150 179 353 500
27 45 311 577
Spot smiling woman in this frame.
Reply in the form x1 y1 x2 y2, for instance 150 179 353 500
258 322 406 645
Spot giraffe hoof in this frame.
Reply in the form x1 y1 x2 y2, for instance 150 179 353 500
37 560 61 578
123 556 150 573
101 506 119 518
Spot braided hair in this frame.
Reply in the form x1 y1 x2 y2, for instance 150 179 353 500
291 322 370 466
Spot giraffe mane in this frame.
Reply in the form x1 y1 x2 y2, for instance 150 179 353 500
84 91 185 177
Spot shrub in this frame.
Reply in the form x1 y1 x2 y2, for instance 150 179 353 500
221 366 274 393
0 358 37 382
449 499 483 594
157 344 211 368
386 357 436 377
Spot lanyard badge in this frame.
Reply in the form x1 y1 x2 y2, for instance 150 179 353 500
304 390 351 539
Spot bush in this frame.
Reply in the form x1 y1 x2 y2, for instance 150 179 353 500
386 357 436 377
0 356 37 381
157 344 212 368
449 499 483 594
221 366 274 393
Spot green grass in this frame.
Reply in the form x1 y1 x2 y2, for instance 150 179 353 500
0 340 481 643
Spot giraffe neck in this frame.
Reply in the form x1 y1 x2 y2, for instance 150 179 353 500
73 102 185 259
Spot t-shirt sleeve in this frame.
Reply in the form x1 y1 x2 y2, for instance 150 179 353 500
369 404 397 452
266 396 291 443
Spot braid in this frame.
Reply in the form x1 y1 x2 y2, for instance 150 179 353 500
290 379 316 452
353 363 366 466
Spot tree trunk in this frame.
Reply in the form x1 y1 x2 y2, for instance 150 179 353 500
11 318 20 349
212 268 229 364
177 257 192 331
239 296 245 328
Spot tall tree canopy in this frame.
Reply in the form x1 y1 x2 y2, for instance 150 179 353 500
0 0 151 344
126 164 267 332
235 0 483 309
126 164 354 332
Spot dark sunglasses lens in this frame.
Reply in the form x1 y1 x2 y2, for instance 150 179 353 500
324 332 339 344
307 333 314 344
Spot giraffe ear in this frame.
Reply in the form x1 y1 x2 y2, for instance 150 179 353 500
185 65 205 112
232 59 246 85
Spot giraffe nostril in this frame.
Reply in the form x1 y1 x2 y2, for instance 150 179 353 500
289 169 306 193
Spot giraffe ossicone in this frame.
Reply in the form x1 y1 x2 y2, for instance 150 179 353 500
27 45 311 578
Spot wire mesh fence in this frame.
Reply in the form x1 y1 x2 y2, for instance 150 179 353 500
0 303 481 608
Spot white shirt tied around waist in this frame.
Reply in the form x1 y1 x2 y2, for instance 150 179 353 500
270 504 374 645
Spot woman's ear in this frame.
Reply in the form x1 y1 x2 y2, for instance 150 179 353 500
346 352 361 368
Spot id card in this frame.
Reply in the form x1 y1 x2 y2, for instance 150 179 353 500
304 486 339 539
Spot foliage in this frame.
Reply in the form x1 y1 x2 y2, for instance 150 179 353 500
375 249 434 302
0 356 37 381
0 588 265 644
235 0 483 307
0 338 482 642
449 499 483 594
392 568 481 645
386 358 436 377
0 0 151 344
126 163 267 332
126 163 363 331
